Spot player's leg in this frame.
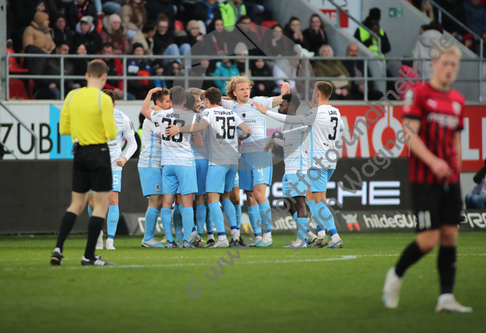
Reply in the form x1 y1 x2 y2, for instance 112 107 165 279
177 166 198 248
204 194 215 246
230 173 242 235
194 159 208 244
87 191 105 250
88 193 94 217
221 168 238 246
161 166 179 248
240 167 262 245
173 194 183 244
207 191 229 248
383 184 441 309
434 184 472 313
206 165 230 248
253 165 273 247
139 167 164 248
84 190 111 263
105 191 119 250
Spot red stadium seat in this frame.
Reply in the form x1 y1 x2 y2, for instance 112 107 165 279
261 20 279 29
7 48 29 74
175 20 184 31
96 16 103 34
9 79 29 100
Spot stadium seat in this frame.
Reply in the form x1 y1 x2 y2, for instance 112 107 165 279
7 48 29 74
261 20 279 29
175 20 184 31
9 79 29 100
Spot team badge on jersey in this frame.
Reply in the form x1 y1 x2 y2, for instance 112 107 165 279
404 90 414 105
452 101 461 115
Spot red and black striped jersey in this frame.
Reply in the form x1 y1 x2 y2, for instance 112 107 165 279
402 82 464 184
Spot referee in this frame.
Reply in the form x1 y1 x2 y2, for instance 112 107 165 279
50 59 117 266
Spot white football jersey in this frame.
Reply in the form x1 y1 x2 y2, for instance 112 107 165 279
202 106 244 166
108 109 135 171
280 123 310 174
222 96 273 155
138 113 162 169
191 113 210 161
151 108 197 167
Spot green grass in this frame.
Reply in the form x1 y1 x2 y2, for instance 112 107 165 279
0 232 485 333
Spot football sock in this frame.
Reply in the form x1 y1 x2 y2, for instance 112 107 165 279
395 241 425 278
296 218 308 241
259 201 272 234
314 201 337 236
160 208 174 242
173 204 183 241
182 207 194 242
196 204 206 236
143 207 159 242
107 205 119 239
438 246 456 294
248 205 261 237
292 212 298 222
234 204 242 229
84 216 104 260
209 202 225 236
222 199 238 238
205 205 214 236
55 211 77 252
87 206 93 217
308 202 325 233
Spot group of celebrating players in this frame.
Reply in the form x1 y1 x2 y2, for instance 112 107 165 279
92 75 345 251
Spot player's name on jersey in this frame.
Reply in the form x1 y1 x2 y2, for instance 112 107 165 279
212 110 234 115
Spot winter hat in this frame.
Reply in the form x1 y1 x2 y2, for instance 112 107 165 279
80 16 94 29
187 20 199 31
234 42 248 55
369 7 381 20
109 14 122 24
34 11 49 25
132 42 144 53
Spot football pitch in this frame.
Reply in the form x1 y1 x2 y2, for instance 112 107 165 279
1 232 485 333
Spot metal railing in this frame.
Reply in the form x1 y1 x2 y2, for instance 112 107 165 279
429 0 483 59
5 53 484 102
327 0 382 59
0 101 38 159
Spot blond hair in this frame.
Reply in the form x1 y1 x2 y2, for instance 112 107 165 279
431 44 462 61
225 76 252 101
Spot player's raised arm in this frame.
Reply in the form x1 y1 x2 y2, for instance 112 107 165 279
254 101 316 125
141 87 163 120
271 82 291 108
165 117 209 137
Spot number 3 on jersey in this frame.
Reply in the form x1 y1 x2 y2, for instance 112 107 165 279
328 117 338 140
161 118 186 142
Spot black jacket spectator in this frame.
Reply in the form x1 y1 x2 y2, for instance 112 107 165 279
153 15 177 55
192 0 220 28
65 0 98 31
342 59 383 101
250 59 277 97
205 18 231 56
10 0 44 30
303 14 328 54
73 16 103 54
51 13 76 50
283 17 304 47
262 24 292 56
145 0 175 34
438 0 468 37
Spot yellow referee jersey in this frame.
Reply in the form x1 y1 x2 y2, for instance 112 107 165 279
60 87 117 146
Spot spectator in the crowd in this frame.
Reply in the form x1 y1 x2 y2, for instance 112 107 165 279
462 33 477 52
243 0 274 22
205 18 230 56
465 159 486 209
343 43 384 101
153 14 181 64
130 21 156 56
413 21 444 79
421 0 435 21
51 13 76 50
438 0 468 39
100 14 129 55
190 58 214 90
126 42 154 99
284 16 304 47
92 0 123 16
250 58 277 97
71 42 89 88
23 11 56 54
273 56 299 97
303 14 327 55
176 20 204 66
213 58 240 94
165 61 180 89
313 44 351 100
73 15 103 54
234 15 263 56
145 0 176 34
192 0 220 29
65 0 98 31
234 42 248 74
100 42 125 99
262 24 291 56
119 0 147 39
213 0 248 32
463 0 486 36
152 60 167 89
31 41 74 99
354 7 391 58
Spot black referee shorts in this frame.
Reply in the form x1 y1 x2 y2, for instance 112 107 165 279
72 143 112 193
411 182 463 232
